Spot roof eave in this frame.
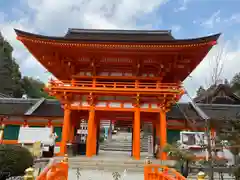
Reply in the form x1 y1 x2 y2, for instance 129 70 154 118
14 28 221 44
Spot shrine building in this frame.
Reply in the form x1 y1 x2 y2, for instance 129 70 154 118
12 29 221 160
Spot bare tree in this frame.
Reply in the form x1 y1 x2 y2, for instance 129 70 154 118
206 42 229 87
196 41 229 180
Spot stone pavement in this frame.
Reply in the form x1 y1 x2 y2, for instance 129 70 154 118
68 169 144 180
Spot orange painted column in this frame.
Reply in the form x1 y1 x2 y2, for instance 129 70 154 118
60 107 71 155
91 116 97 155
69 123 75 143
160 109 167 160
86 107 95 157
69 113 75 143
133 107 141 160
210 128 216 146
47 120 53 133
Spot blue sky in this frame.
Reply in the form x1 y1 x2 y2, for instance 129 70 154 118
0 0 240 99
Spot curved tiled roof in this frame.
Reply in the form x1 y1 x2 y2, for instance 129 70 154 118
194 84 240 104
14 29 220 44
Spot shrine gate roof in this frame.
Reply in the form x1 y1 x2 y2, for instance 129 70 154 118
14 28 221 81
15 28 220 43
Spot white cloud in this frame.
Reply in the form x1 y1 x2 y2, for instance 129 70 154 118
183 38 240 99
197 11 240 29
224 13 240 24
1 0 240 102
200 10 221 29
0 0 168 81
174 0 190 12
171 25 181 32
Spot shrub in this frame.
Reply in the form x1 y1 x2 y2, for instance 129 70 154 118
0 144 34 179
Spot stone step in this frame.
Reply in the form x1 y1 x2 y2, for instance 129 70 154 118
71 166 145 173
68 160 177 173
50 157 177 173
100 144 148 148
67 158 176 167
100 144 149 148
99 147 148 152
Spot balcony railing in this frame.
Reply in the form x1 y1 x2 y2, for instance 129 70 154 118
47 80 183 92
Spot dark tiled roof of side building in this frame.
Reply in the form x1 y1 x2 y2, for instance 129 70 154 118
194 84 240 104
0 98 240 122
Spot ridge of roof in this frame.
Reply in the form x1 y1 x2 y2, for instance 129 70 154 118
67 28 173 35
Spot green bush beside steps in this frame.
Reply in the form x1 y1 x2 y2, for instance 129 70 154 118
0 144 34 180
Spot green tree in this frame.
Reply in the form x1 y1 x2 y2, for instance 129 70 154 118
218 120 240 179
196 86 206 97
163 143 195 177
21 76 54 99
231 72 240 96
0 32 24 97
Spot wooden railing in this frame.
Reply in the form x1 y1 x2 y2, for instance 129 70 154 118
144 164 186 180
47 79 183 91
36 155 68 180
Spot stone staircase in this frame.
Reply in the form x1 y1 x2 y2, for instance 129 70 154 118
51 155 176 173
100 122 153 153
100 132 151 152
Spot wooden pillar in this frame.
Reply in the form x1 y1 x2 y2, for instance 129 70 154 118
60 106 71 155
133 107 140 160
47 120 53 132
160 109 167 160
69 124 75 143
91 116 97 155
86 107 95 157
23 120 28 127
210 128 216 147
69 112 75 143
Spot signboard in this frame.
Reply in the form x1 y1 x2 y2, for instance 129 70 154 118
18 127 52 144
180 131 207 148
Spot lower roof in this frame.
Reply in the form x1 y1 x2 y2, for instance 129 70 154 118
0 98 239 122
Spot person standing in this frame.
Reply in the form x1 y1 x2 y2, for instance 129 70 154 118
49 132 58 157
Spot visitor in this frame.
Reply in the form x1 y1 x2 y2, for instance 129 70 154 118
49 132 58 157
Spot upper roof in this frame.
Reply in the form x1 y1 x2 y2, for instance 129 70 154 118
194 84 240 104
15 28 220 44
14 28 221 81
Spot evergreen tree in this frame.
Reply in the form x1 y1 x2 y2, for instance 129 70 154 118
0 32 24 97
0 32 53 99
218 120 240 179
231 73 240 96
21 76 54 99
196 86 206 97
